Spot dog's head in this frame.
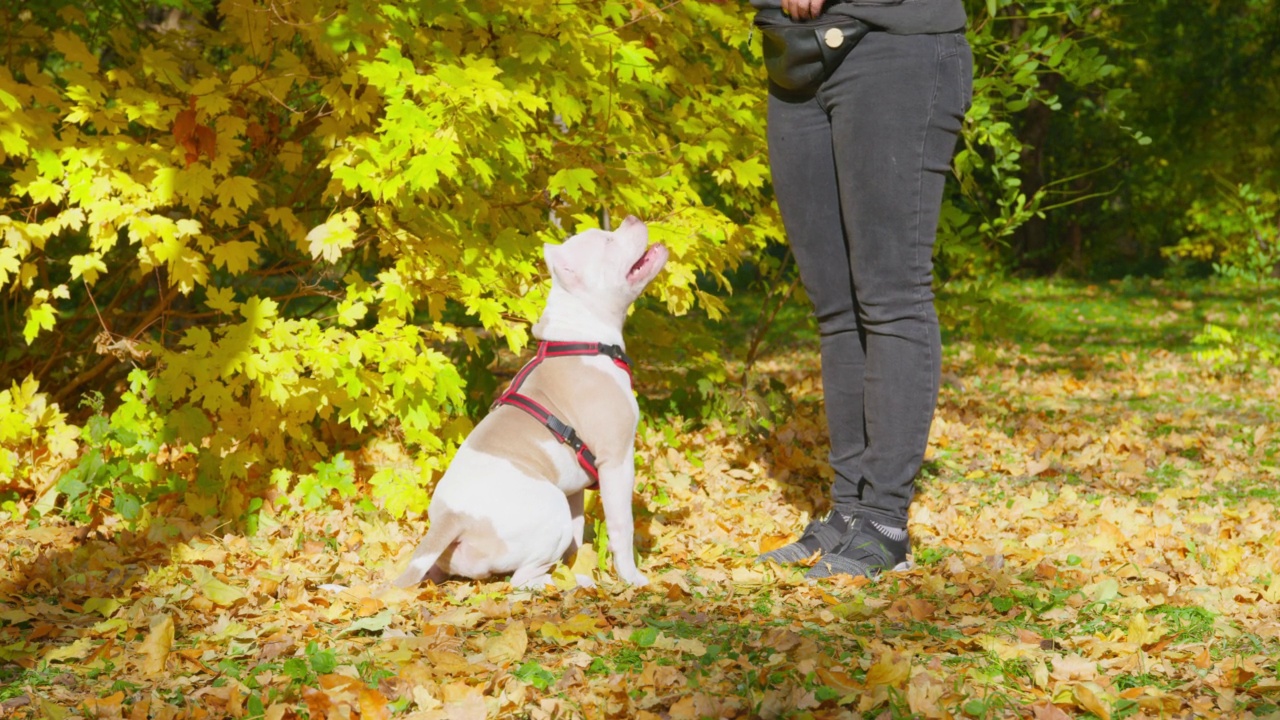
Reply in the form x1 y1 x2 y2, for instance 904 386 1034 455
542 216 668 319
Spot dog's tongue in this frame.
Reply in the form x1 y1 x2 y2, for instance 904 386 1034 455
628 243 667 281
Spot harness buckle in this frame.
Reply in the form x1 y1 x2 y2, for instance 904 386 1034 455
598 343 633 369
545 414 585 451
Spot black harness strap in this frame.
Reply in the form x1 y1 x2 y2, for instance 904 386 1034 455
492 341 632 487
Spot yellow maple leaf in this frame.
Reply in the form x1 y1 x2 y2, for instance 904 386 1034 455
906 670 946 719
210 240 260 274
69 253 108 284
483 621 527 666
1126 612 1164 646
206 286 239 314
1072 682 1112 720
1263 574 1280 604
306 210 359 264
569 543 599 580
561 613 604 637
550 564 578 591
139 614 174 675
216 176 259 211
53 31 99 73
865 651 913 687
43 637 96 663
189 566 247 606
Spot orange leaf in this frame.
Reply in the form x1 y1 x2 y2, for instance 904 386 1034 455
85 637 116 665
1029 701 1073 720
359 688 390 720
194 124 217 162
301 687 333 720
906 598 936 621
83 690 125 720
1016 628 1045 645
759 533 794 553
247 122 267 149
816 667 860 695
319 673 363 694
356 596 384 617
29 622 59 640
173 107 197 145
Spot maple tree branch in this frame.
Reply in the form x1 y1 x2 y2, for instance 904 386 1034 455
589 0 686 37
51 286 175 406
34 332 66 384
742 253 799 380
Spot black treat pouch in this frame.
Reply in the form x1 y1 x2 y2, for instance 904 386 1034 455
754 8 873 93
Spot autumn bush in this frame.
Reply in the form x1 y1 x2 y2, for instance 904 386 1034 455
0 0 1134 524
0 0 779 518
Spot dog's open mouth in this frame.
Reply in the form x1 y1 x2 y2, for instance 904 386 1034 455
626 243 668 282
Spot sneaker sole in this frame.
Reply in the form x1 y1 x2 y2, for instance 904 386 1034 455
804 557 914 581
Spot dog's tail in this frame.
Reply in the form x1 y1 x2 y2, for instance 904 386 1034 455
389 515 461 588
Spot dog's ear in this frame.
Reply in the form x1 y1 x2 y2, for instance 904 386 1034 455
544 243 584 292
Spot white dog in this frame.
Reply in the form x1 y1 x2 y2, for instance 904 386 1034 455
390 216 667 589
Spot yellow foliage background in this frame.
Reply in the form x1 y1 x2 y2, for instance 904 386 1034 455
0 0 778 516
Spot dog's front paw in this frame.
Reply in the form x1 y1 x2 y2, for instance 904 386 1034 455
619 570 649 587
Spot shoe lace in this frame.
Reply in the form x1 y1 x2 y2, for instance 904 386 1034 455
800 510 844 539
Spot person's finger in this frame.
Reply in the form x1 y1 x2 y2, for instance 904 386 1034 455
782 0 809 19
795 0 823 20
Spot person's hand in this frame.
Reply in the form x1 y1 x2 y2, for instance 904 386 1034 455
781 0 824 20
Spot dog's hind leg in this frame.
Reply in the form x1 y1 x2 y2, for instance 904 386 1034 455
563 490 586 562
390 515 462 588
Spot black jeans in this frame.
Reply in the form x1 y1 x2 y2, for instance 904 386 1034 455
767 30 972 527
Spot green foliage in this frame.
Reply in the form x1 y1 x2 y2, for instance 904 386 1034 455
1166 182 1280 285
9 370 169 526
1169 183 1280 373
1191 320 1280 376
938 0 1133 318
513 660 557 691
989 0 1279 275
281 641 338 687
285 453 357 511
367 464 431 520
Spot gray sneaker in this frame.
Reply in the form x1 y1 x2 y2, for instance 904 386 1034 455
804 514 911 579
756 509 853 564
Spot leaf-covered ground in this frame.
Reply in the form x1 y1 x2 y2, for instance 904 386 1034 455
2 279 1279 719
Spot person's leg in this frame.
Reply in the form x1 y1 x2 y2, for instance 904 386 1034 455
808 30 972 577
757 84 868 562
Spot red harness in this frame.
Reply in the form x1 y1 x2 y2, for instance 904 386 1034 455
492 341 633 487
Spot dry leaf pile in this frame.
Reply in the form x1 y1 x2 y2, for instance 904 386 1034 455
1 282 1278 719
